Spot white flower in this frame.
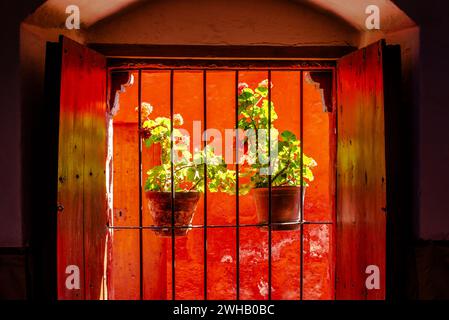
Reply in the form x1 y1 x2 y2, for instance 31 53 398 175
138 102 153 120
173 113 184 126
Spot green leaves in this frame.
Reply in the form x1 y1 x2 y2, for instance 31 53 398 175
143 138 235 193
255 85 268 97
145 165 168 191
142 79 317 194
280 130 296 141
238 88 257 106
237 80 317 189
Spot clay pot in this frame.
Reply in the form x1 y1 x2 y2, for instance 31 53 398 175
146 191 200 237
253 186 305 230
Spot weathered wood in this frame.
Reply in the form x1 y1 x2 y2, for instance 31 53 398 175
57 37 107 300
336 41 387 300
108 59 336 71
57 37 87 300
83 43 108 300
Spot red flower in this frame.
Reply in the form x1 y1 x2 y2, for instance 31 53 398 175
139 127 151 139
238 82 249 95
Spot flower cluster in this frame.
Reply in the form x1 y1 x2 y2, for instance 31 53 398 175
136 77 317 195
236 80 317 192
138 103 235 194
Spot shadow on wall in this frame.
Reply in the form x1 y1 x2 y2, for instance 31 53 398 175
0 249 28 299
409 241 449 299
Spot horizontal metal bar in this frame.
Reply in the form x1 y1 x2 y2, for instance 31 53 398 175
107 221 333 230
109 66 335 72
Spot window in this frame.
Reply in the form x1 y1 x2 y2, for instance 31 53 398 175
55 38 388 300
107 63 336 300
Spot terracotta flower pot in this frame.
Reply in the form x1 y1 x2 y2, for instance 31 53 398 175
252 186 305 230
146 191 200 237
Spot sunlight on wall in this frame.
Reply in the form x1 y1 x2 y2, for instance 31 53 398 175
108 69 333 300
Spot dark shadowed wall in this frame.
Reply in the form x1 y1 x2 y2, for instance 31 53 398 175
394 0 449 240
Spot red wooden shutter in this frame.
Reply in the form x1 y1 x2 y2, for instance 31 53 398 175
57 37 108 300
336 40 387 300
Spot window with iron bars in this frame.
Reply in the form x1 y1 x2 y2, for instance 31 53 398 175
107 62 336 300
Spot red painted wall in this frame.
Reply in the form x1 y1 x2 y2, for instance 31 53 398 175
109 69 334 300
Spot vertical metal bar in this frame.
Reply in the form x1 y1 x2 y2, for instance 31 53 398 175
203 70 208 300
235 70 240 300
170 70 176 301
137 70 143 301
299 71 304 300
332 68 338 300
268 70 272 301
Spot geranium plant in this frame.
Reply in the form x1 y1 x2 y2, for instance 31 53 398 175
139 103 235 194
237 80 317 192
138 103 237 236
137 78 317 234
235 80 318 230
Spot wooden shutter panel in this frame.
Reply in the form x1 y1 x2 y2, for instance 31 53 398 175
57 36 107 300
336 40 387 300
